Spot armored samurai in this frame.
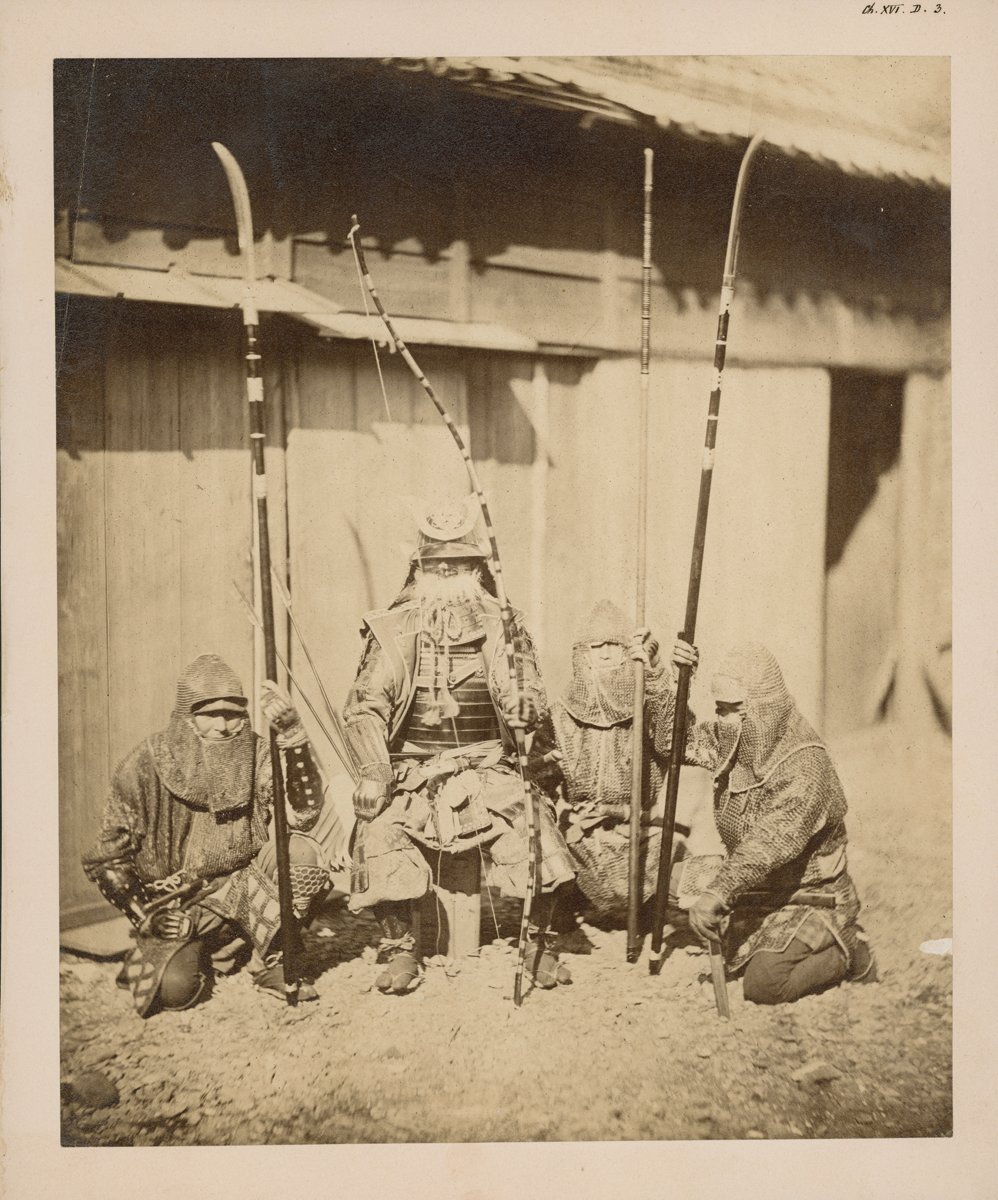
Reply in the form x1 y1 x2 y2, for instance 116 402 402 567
343 500 576 994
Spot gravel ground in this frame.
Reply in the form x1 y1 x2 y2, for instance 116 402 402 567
60 724 952 1145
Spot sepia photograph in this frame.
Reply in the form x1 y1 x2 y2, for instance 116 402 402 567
47 53 955 1149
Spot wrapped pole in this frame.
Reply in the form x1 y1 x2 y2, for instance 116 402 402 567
647 135 765 1001
348 219 542 1007
627 147 654 964
212 142 300 1005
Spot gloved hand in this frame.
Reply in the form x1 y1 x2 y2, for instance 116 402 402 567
353 777 391 822
629 627 661 670
688 891 730 943
504 693 540 732
260 680 308 747
671 638 699 675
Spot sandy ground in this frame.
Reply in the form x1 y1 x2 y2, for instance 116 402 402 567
60 723 952 1145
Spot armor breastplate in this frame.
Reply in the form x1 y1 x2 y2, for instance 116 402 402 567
402 642 502 753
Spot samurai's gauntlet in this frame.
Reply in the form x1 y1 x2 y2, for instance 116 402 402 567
87 857 150 930
260 679 308 748
87 859 197 939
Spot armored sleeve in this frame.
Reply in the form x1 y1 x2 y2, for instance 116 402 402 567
342 633 397 784
81 745 150 878
644 666 678 757
526 710 565 797
681 717 722 772
489 616 548 721
705 754 832 907
249 736 320 837
281 742 323 831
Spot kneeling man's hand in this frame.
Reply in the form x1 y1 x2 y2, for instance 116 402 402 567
688 891 729 943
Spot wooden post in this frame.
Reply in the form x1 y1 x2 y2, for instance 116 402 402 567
418 851 483 959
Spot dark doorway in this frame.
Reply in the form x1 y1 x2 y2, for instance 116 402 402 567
823 370 904 736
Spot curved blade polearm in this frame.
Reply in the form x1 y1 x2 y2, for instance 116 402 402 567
647 134 766 996
348 218 542 1007
212 141 300 1005
627 147 655 963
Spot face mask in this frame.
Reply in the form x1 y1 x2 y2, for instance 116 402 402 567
713 700 745 775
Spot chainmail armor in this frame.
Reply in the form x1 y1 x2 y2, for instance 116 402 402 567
560 600 636 727
174 654 246 715
681 642 864 973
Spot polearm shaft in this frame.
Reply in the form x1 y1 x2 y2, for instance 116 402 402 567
708 938 731 1018
648 135 765 994
627 148 654 963
212 142 300 1004
348 219 542 1006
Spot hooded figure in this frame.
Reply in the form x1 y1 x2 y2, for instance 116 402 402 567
528 600 716 923
677 641 876 1005
83 655 345 1016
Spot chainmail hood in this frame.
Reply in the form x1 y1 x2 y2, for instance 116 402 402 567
173 654 247 716
713 642 824 793
560 600 635 728
151 656 256 816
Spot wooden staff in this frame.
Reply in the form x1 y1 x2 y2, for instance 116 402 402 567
212 142 300 1005
627 147 654 964
647 135 766 1006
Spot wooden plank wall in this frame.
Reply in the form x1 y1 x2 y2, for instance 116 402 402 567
894 371 952 732
541 356 830 722
282 339 472 756
58 301 274 925
57 301 112 927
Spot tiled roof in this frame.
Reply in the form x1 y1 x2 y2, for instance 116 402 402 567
386 56 949 189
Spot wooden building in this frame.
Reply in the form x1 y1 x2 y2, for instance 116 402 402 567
55 57 950 928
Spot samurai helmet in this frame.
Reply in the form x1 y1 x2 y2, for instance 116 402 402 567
407 496 488 562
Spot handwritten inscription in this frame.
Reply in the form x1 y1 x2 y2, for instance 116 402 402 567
862 3 945 10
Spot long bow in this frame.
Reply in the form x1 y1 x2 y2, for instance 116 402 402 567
349 219 543 1006
647 134 766 1016
212 142 300 1004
